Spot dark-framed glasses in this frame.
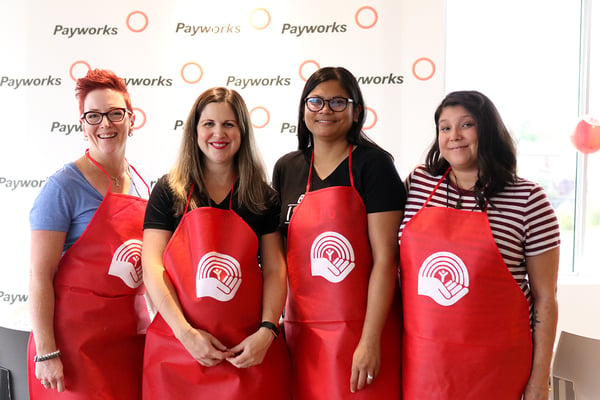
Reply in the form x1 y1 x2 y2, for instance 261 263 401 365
305 96 353 112
80 108 131 125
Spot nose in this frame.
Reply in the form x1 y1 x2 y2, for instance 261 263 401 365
213 124 225 137
99 114 114 128
448 125 461 140
321 101 335 113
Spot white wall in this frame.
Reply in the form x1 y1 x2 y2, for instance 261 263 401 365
557 283 600 340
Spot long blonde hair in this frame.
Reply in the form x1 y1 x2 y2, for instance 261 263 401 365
169 87 273 215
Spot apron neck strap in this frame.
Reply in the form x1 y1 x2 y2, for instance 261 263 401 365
423 167 452 208
85 149 113 191
184 176 236 214
85 149 150 196
426 167 488 212
306 146 353 193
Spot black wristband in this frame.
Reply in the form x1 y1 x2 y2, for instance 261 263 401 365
259 321 279 338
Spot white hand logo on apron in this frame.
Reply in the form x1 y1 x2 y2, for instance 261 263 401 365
418 251 470 306
310 231 355 283
196 251 242 301
108 239 144 288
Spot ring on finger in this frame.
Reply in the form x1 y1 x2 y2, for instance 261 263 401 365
367 374 374 380
42 382 50 388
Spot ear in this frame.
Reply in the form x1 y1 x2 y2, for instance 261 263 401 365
353 104 363 123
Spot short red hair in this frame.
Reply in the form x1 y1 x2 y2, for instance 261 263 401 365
75 68 132 115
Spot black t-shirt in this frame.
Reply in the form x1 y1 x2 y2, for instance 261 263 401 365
143 175 280 240
272 145 407 236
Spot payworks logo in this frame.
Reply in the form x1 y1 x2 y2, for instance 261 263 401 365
53 25 118 38
123 76 173 87
226 75 291 89
281 21 347 37
0 75 62 89
175 22 241 36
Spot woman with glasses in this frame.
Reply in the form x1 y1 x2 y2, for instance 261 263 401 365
27 68 150 399
399 91 560 399
272 66 405 399
141 87 290 399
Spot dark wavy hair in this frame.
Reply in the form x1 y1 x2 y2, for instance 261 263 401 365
425 90 517 209
296 66 387 154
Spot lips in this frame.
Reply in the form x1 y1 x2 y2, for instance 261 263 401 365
210 142 229 149
98 132 118 139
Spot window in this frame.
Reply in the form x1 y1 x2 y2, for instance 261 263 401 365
445 0 598 277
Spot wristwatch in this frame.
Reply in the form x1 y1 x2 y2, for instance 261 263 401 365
259 321 280 338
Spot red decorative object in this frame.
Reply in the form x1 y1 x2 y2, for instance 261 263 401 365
571 115 600 154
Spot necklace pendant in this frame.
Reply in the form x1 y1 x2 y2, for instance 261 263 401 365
455 198 462 209
113 177 120 187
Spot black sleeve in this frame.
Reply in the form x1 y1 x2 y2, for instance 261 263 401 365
272 151 309 236
143 175 178 232
354 147 407 213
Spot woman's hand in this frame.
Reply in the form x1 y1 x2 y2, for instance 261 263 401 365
35 357 65 392
350 337 381 393
178 327 234 367
523 383 551 400
226 328 275 369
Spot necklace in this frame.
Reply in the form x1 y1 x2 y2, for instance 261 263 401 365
446 171 475 210
87 156 127 187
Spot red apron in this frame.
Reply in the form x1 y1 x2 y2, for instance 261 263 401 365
142 188 291 399
285 148 402 400
400 169 532 400
28 153 150 400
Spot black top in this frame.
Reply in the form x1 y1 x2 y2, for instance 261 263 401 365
143 175 280 240
272 145 407 236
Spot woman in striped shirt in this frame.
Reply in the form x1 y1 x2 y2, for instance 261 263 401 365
399 91 560 400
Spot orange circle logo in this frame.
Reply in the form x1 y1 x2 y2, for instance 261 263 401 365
355 6 378 29
364 107 378 130
249 8 271 30
412 58 436 81
132 107 146 130
126 11 149 33
250 106 270 129
69 61 92 81
181 62 203 84
298 60 321 82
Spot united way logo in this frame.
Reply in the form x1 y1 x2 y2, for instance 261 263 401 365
108 239 143 288
418 251 469 306
310 231 355 283
196 252 242 301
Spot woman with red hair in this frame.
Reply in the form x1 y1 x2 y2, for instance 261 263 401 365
27 68 150 399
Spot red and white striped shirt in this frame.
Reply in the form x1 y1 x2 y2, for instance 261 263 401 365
399 166 561 301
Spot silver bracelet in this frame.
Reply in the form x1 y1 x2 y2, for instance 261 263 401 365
34 350 61 362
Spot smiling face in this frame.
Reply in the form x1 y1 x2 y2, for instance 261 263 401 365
303 80 360 145
197 101 241 170
81 88 134 158
437 105 479 174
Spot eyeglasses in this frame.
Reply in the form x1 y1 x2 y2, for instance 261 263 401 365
305 96 353 112
80 108 131 125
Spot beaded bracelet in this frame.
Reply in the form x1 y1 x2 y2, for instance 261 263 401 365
34 350 61 362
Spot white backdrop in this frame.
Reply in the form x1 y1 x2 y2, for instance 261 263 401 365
0 0 445 330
